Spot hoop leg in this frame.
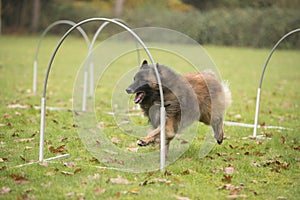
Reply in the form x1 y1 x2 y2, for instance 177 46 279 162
39 97 46 162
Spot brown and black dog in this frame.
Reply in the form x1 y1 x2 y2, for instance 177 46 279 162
126 60 231 152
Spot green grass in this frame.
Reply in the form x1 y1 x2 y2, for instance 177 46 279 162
0 35 299 199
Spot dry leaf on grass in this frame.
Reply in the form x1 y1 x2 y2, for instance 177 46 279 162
173 195 191 200
10 174 30 185
226 194 247 199
130 187 139 194
7 104 29 109
126 147 138 152
221 175 233 183
87 173 100 180
224 166 235 175
109 176 131 185
94 187 106 195
74 168 82 174
111 136 120 144
61 171 74 176
0 187 11 195
49 145 67 154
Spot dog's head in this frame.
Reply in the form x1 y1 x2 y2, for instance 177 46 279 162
126 60 157 104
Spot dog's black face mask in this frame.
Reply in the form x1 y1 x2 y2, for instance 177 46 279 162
126 60 154 104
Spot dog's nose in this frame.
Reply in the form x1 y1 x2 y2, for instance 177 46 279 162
126 87 133 94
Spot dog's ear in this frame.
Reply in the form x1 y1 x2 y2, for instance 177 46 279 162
142 60 148 65
140 60 148 69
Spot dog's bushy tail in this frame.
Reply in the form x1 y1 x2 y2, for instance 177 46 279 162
222 80 232 109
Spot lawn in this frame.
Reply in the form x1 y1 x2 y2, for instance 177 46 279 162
0 35 299 200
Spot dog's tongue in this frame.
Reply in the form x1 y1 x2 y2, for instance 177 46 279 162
134 93 143 104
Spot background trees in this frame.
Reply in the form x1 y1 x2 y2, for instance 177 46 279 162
1 0 299 48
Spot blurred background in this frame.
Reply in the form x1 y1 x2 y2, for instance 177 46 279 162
1 0 299 48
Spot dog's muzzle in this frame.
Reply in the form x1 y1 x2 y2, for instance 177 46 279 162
126 87 134 94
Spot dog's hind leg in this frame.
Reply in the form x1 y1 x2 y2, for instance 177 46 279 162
211 117 224 144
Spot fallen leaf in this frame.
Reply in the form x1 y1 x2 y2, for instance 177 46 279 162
10 174 30 185
173 177 181 183
111 137 120 144
0 158 8 162
39 162 49 167
24 146 33 150
282 102 291 108
59 137 69 142
164 170 173 176
45 171 56 176
130 187 139 194
41 182 52 187
15 138 34 143
15 111 22 116
103 149 118 155
139 180 148 186
94 187 105 195
224 184 237 190
19 155 26 162
109 176 131 185
181 169 196 175
97 122 105 130
115 192 121 198
7 104 29 109
49 145 67 154
66 192 75 198
173 195 191 200
63 161 76 168
251 162 260 167
253 151 265 156
129 142 137 148
61 171 74 176
126 147 138 152
234 114 242 121
212 168 219 174
277 196 287 199
90 157 100 163
180 140 189 144
280 136 286 144
224 167 235 175
3 113 12 119
28 117 36 123
293 146 300 151
87 173 100 180
221 175 233 183
278 117 284 124
0 187 11 194
226 194 247 199
74 168 82 174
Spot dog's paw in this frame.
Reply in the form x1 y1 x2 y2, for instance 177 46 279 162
137 139 149 146
137 138 150 146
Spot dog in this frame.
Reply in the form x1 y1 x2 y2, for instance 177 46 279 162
126 60 231 153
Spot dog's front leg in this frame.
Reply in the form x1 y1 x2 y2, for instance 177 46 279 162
137 126 161 146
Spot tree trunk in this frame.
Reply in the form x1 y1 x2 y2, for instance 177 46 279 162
0 0 2 35
31 0 40 32
114 0 125 18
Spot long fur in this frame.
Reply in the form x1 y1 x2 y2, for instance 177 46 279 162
126 60 231 151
